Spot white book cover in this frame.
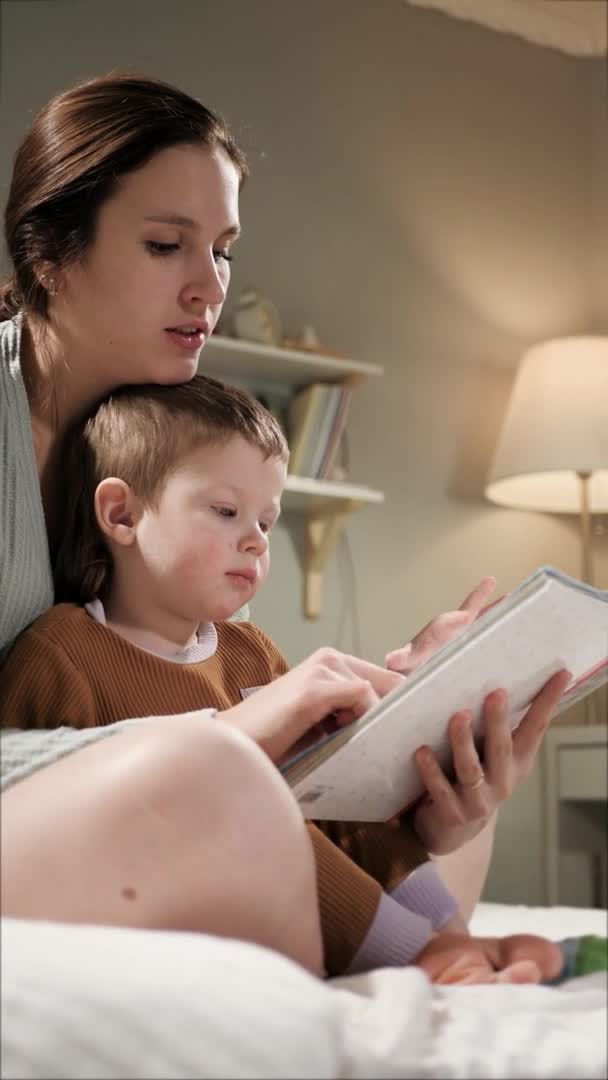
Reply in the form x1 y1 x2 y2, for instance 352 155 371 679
282 567 608 822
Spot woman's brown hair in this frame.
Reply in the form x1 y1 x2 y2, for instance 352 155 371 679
1 73 248 321
53 374 288 605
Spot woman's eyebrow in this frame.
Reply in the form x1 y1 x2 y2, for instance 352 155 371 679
144 213 241 238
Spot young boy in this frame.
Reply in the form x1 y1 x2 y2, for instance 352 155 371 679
0 376 560 983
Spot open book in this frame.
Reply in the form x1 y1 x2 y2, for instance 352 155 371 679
281 567 608 821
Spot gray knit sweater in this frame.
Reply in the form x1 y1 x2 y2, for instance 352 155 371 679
0 316 218 790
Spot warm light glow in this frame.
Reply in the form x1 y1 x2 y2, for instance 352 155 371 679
485 337 608 513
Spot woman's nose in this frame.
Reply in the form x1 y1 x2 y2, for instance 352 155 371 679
180 254 228 308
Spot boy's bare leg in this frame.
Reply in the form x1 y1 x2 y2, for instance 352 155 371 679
1 718 323 975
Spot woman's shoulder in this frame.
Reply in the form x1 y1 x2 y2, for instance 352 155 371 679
0 314 24 402
0 314 22 362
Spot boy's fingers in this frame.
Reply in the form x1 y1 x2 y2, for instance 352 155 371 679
336 654 404 696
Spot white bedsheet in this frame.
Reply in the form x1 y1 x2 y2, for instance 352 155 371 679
470 899 608 940
1 902 606 1079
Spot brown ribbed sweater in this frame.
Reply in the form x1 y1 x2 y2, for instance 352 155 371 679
0 603 428 974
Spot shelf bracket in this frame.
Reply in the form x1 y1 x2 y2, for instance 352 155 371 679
303 501 360 619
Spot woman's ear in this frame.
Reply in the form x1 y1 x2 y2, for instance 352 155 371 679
34 260 63 297
94 478 139 547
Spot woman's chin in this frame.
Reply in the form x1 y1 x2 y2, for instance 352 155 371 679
146 356 201 386
160 364 199 385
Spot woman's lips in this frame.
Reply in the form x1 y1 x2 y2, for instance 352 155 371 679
164 328 207 352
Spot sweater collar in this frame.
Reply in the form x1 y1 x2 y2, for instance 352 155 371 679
84 598 218 664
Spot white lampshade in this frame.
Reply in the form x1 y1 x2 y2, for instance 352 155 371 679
485 336 608 514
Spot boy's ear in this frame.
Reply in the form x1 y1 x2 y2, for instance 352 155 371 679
94 478 140 547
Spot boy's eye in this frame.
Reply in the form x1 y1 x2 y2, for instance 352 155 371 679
213 249 234 264
213 506 236 518
259 521 271 534
146 241 180 256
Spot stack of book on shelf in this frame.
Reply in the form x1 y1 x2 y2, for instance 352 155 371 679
287 382 352 479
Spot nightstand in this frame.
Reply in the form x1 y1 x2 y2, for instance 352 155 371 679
543 723 608 908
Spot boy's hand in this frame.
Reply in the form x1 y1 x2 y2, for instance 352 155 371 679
413 932 563 986
222 647 404 763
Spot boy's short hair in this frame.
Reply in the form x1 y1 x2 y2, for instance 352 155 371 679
54 374 289 604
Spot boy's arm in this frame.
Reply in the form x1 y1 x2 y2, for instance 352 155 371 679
0 628 96 730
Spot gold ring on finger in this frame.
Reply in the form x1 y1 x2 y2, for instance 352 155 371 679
462 772 485 791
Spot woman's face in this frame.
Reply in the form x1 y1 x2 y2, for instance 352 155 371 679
56 143 240 389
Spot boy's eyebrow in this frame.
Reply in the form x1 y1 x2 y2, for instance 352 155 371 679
144 213 241 238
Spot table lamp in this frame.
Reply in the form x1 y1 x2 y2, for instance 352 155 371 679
485 336 608 586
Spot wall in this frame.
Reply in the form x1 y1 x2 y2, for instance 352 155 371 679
590 56 608 335
1 0 605 904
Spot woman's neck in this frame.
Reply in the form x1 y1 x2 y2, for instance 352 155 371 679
21 315 116 559
22 315 114 437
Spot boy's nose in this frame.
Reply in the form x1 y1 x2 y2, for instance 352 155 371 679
241 527 269 556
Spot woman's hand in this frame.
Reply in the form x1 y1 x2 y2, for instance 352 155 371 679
412 669 571 854
414 931 563 985
385 576 497 674
222 648 404 763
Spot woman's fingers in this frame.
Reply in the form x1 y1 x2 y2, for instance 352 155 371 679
457 576 497 615
413 744 465 825
385 577 497 674
511 669 571 772
479 689 513 795
386 612 471 672
448 712 485 790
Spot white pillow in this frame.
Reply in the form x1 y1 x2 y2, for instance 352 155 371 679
1 917 345 1078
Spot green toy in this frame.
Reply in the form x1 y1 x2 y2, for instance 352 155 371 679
546 935 608 985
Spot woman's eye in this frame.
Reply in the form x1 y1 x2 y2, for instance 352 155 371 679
213 249 234 264
146 241 180 256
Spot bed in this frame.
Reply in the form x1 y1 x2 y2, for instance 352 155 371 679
2 901 606 1079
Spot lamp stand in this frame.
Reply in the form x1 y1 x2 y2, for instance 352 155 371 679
577 470 593 585
577 470 596 724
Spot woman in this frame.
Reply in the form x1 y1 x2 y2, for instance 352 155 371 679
0 73 569 977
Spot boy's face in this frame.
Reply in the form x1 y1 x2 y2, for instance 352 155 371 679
133 435 286 624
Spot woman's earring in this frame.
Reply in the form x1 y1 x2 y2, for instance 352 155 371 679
48 278 57 297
